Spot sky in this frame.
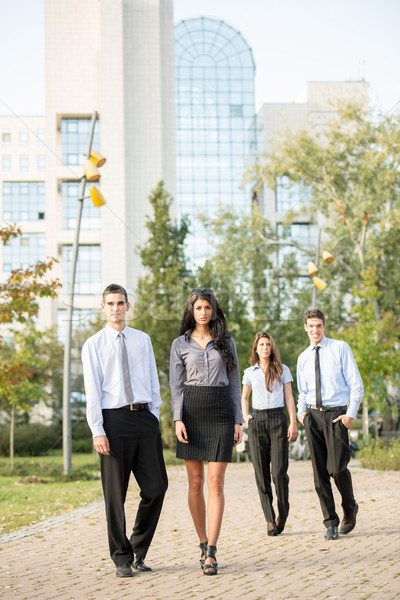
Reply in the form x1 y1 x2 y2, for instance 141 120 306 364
0 0 399 116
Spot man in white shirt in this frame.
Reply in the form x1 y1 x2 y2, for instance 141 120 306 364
82 284 168 578
297 308 363 540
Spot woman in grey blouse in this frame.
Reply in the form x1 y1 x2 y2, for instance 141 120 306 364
169 289 242 576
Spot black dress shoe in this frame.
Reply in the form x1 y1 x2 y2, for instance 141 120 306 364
116 563 134 578
133 558 152 572
339 502 358 535
324 525 339 540
267 523 278 536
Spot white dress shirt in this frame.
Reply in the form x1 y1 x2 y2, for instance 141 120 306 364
297 336 363 419
242 363 293 409
82 325 162 438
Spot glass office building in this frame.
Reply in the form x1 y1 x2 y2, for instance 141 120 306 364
175 17 255 265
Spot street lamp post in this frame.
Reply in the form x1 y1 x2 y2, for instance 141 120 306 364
62 111 105 475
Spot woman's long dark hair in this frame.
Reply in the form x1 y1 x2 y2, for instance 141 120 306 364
179 289 236 372
250 331 283 392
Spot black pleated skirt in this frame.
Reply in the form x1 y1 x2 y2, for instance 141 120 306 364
176 385 235 462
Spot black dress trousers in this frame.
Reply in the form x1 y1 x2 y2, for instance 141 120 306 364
100 408 168 566
248 408 289 524
304 407 355 528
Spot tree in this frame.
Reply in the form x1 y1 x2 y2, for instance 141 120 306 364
248 104 400 324
197 202 312 379
132 182 191 447
248 104 400 424
0 224 60 463
337 268 400 437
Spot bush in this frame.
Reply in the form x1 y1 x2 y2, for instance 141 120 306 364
358 437 400 471
0 423 62 457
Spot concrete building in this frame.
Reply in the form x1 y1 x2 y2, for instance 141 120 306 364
1 0 175 336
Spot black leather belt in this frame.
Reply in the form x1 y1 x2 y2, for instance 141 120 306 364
120 403 148 411
253 407 284 413
307 405 347 412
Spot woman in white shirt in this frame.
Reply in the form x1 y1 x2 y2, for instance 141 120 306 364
242 331 297 536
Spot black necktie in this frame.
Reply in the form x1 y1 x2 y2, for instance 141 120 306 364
315 346 322 409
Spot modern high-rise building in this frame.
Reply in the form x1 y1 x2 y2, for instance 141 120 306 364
0 0 175 419
174 17 255 265
1 0 175 334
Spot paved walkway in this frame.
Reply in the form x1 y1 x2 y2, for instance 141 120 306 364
1 460 399 600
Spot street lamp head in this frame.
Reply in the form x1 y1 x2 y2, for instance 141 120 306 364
322 250 333 263
84 159 101 181
307 261 318 276
89 185 106 207
90 150 106 168
312 276 327 291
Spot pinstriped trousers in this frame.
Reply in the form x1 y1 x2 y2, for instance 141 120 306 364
248 408 289 524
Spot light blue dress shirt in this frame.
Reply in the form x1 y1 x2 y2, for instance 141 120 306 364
242 363 293 409
82 325 162 438
296 336 363 419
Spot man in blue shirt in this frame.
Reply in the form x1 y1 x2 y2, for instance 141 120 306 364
297 308 363 540
82 284 168 577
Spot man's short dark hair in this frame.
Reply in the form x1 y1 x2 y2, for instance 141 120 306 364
102 284 128 303
304 308 325 324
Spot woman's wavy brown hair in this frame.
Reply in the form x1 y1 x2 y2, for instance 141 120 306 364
250 331 283 392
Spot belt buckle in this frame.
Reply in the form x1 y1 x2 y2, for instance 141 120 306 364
129 403 134 411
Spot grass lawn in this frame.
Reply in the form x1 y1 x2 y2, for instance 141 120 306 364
0 449 181 535
0 453 103 535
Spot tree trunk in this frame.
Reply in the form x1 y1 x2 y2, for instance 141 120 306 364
362 396 369 439
10 405 15 468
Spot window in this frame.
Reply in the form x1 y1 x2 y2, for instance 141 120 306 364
2 130 11 145
19 129 29 145
62 245 102 295
230 104 243 117
3 233 46 273
276 223 318 265
275 176 311 212
61 181 101 230
20 154 29 171
37 129 45 146
2 155 11 171
61 119 100 166
57 308 99 342
37 154 46 171
2 182 45 222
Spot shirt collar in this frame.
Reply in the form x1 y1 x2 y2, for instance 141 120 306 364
105 324 128 339
310 336 328 350
249 362 261 371
184 329 193 341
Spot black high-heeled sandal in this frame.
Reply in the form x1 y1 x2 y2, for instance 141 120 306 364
203 545 218 576
199 541 208 569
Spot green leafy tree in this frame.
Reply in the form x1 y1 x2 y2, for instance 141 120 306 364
248 104 400 426
131 182 191 447
0 225 60 463
248 104 400 324
337 267 400 436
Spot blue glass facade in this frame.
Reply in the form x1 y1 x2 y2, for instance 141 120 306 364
62 181 101 231
61 119 100 166
62 245 101 295
3 182 45 222
3 233 46 273
175 17 255 264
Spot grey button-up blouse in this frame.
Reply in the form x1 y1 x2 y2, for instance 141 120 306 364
169 330 242 424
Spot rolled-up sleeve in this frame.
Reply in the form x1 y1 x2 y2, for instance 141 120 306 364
169 338 186 421
228 338 243 424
